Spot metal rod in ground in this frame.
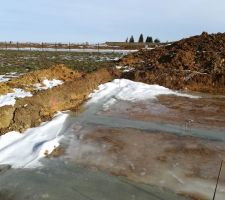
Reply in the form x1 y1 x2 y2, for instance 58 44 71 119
212 160 223 200
17 42 19 51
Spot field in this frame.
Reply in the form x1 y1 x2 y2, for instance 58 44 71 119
0 50 121 74
0 41 163 50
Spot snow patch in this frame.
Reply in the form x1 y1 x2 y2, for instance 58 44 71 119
0 75 10 83
34 79 63 90
0 72 22 83
116 65 135 72
0 112 68 168
88 79 199 106
0 88 32 107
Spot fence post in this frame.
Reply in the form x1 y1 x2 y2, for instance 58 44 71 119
55 42 57 52
17 42 19 51
212 160 223 200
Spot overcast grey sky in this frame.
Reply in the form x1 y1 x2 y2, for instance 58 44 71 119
0 0 225 43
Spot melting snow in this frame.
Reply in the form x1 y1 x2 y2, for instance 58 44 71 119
0 112 68 168
116 65 135 72
34 79 63 90
0 88 32 107
0 79 199 169
0 75 10 83
88 79 199 105
0 72 22 83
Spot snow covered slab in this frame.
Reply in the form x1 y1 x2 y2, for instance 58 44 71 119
0 88 32 107
0 112 68 168
88 79 199 105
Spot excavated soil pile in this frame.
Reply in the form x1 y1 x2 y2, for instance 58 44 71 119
0 65 114 135
0 64 83 95
119 32 225 94
0 83 13 95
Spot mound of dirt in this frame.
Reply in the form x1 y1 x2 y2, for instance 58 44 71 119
6 64 83 93
0 83 13 95
0 66 115 135
119 32 225 94
0 64 83 95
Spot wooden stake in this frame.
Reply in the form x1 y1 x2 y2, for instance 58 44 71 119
212 160 223 200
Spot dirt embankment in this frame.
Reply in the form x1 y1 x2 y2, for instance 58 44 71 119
0 65 115 135
0 65 83 95
118 32 225 94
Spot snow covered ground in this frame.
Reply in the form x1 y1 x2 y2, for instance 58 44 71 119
0 88 32 107
0 75 10 82
34 79 63 90
0 112 68 168
0 79 199 168
0 72 22 83
88 79 199 109
116 65 135 72
0 79 63 107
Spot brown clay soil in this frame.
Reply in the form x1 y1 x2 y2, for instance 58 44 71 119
118 32 225 94
0 65 115 135
0 83 13 95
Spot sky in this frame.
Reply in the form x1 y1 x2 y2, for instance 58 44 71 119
0 0 225 43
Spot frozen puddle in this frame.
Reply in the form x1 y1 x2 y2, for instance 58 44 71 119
0 112 68 168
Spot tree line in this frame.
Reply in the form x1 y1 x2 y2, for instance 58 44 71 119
125 34 160 44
